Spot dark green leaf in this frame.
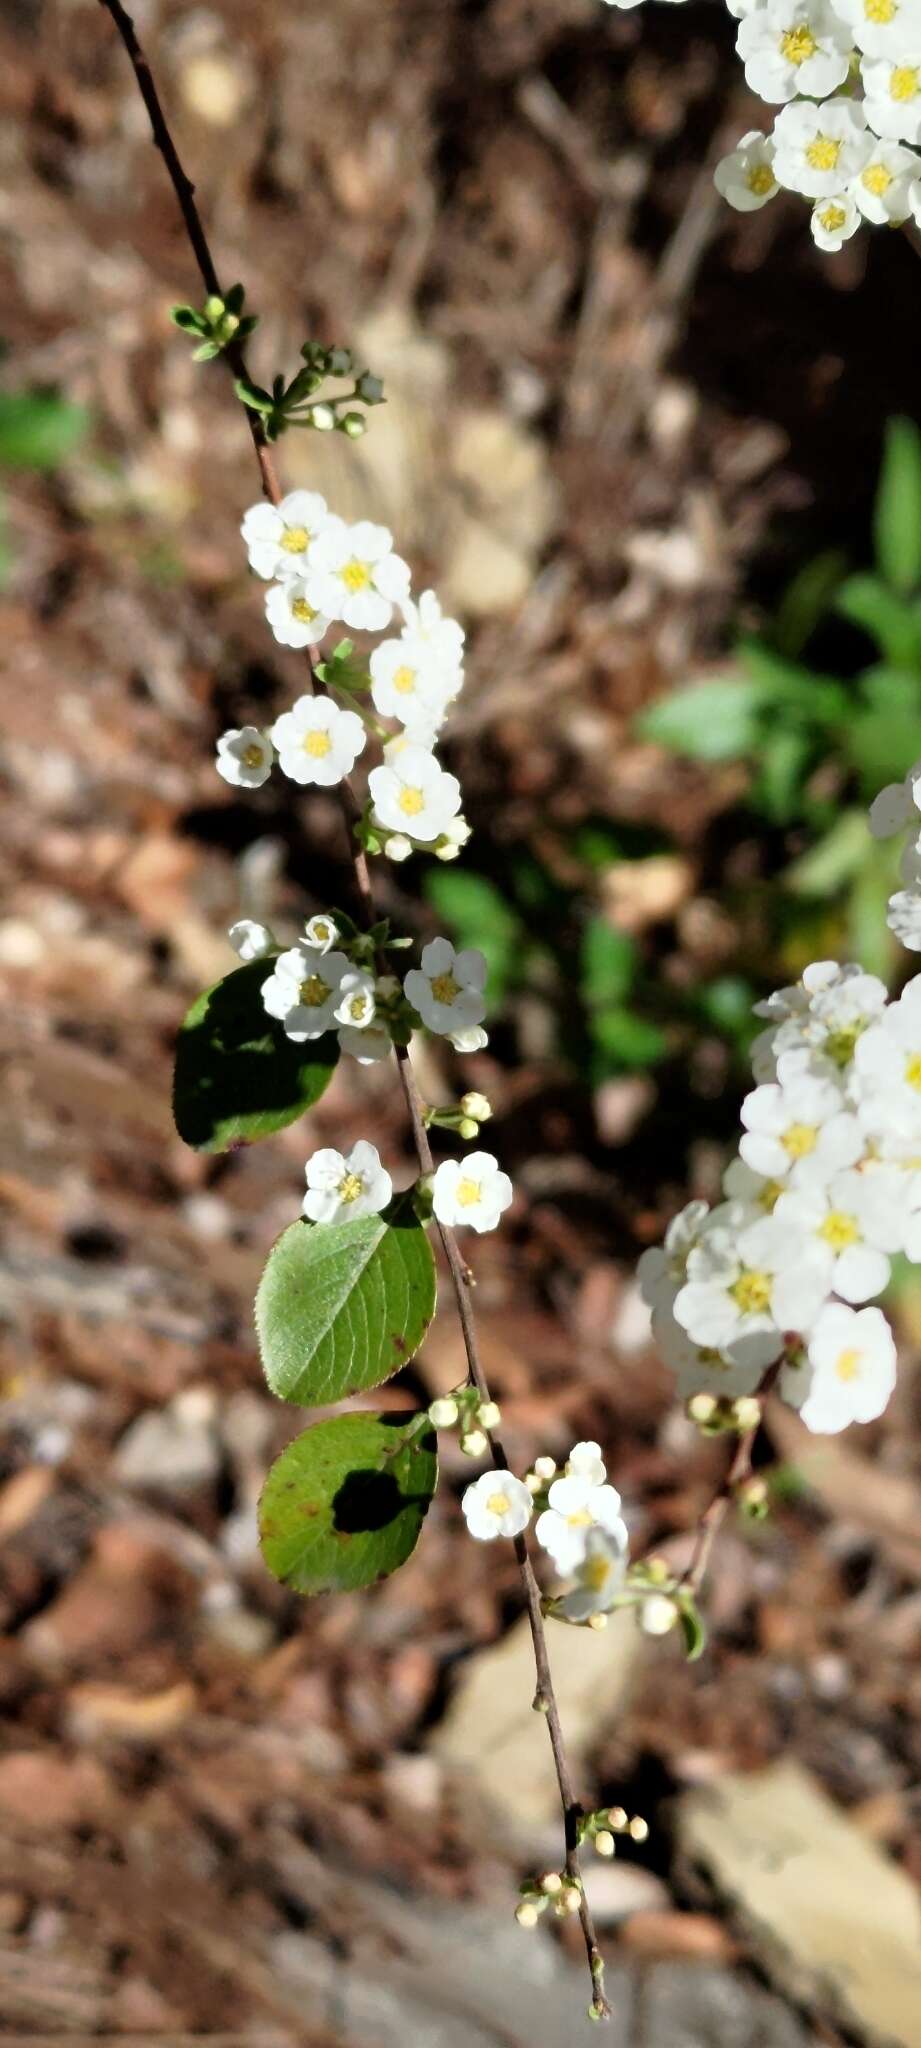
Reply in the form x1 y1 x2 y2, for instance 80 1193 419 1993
637 675 765 762
0 390 89 470
874 415 921 594
836 574 921 667
677 1595 707 1663
172 959 338 1152
259 1411 438 1595
752 727 813 824
256 1202 437 1406
581 919 634 1006
846 666 921 794
773 547 847 657
171 304 205 333
233 376 274 413
590 1006 667 1070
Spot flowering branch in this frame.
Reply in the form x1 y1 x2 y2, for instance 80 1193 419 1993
98 0 612 2017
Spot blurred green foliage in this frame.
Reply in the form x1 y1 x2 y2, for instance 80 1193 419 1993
0 385 90 588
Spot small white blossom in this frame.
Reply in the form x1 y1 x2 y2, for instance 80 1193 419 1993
714 130 779 209
337 1021 393 1064
653 1304 767 1399
303 914 339 953
555 1528 629 1623
448 1022 490 1054
404 937 487 1036
369 637 454 729
536 1472 628 1576
851 137 921 218
261 943 349 1039
637 1200 710 1314
862 53 921 142
265 578 334 649
368 746 462 844
737 0 852 106
462 1469 533 1540
399 589 465 674
432 1151 513 1232
722 1156 783 1214
739 1059 862 1185
333 969 377 1032
228 919 274 962
852 973 921 1144
774 1165 904 1303
241 490 330 581
772 99 869 198
270 695 366 788
565 1440 608 1486
800 1302 897 1432
302 517 411 633
887 884 921 948
302 1140 392 1224
674 1213 830 1360
868 761 921 836
216 726 273 789
837 0 921 56
640 1594 679 1637
810 191 861 250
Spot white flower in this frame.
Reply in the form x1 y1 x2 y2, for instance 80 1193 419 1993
228 918 274 962
261 943 349 1039
448 1022 490 1054
462 1469 533 1540
737 0 852 105
772 99 869 197
868 761 921 836
303 913 339 953
270 695 366 787
566 1440 608 1487
216 726 273 789
837 0 921 55
862 53 921 142
555 1528 629 1622
404 937 487 1036
302 1140 392 1224
637 1200 711 1313
800 1302 897 1431
852 973 921 1141
810 192 861 250
674 1213 831 1360
431 1151 513 1232
241 490 330 581
302 517 411 633
536 1472 628 1576
368 745 462 843
773 1165 904 1302
851 137 920 218
653 1304 767 1400
740 1060 862 1184
333 969 377 1032
399 589 465 674
337 1021 393 1064
714 130 779 209
887 884 921 948
369 637 454 729
265 578 334 649
722 1155 783 1214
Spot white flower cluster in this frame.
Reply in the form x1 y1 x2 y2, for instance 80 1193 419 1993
216 489 469 862
249 916 492 1068
603 0 921 250
639 935 921 1433
869 755 921 949
297 1135 512 1232
462 1439 631 1623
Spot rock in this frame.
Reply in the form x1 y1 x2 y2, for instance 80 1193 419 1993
66 1679 197 1743
113 1389 220 1497
581 1860 669 1927
620 1910 736 1961
678 1759 921 2047
431 1607 644 1846
637 1962 814 2047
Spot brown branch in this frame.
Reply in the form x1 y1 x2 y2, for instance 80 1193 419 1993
96 0 610 2015
678 1360 782 1599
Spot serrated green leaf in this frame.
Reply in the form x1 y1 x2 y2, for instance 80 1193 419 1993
259 1411 438 1595
173 959 338 1152
256 1203 437 1406
875 416 921 595
0 390 89 470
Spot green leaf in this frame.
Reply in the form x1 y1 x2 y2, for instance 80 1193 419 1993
425 868 522 1005
637 675 765 762
874 416 921 594
581 919 635 1006
785 809 869 898
171 304 206 333
677 1594 707 1663
259 1411 438 1595
773 547 848 658
172 959 338 1152
835 573 921 668
846 666 921 794
233 376 274 414
752 727 813 824
740 641 849 727
590 1006 667 1071
0 390 89 470
256 1202 437 1406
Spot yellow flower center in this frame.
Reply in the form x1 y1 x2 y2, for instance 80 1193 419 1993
890 64 919 100
566 1508 594 1528
398 786 425 817
866 0 896 17
806 135 841 171
341 558 372 591
393 665 416 694
819 204 847 233
303 730 332 758
835 1347 861 1381
819 1210 859 1250
243 743 264 769
731 1270 772 1315
338 1172 364 1204
456 1177 482 1207
906 1052 921 1090
291 597 318 623
348 995 370 1020
281 525 309 553
825 1023 862 1065
747 164 776 195
299 974 331 1007
780 24 818 63
430 972 460 1004
863 162 894 195
487 1490 511 1517
312 922 332 944
783 1122 817 1158
758 1180 783 1212
583 1553 613 1592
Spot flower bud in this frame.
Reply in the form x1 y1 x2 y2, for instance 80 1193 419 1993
606 1807 628 1833
587 1611 608 1631
738 1475 770 1520
594 1830 616 1858
533 1455 557 1481
383 833 413 863
428 1397 459 1429
308 402 336 431
515 1900 540 1928
628 1815 649 1844
640 1594 678 1637
540 1871 563 1895
340 410 366 438
561 1885 582 1915
461 1092 492 1123
328 346 354 375
476 1400 501 1431
687 1392 719 1427
204 294 225 323
644 1554 670 1585
356 370 384 404
733 1395 763 1433
460 1428 488 1458
434 837 461 861
459 1117 479 1140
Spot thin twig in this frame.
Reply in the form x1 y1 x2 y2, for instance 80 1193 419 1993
96 0 610 2013
678 1359 782 1599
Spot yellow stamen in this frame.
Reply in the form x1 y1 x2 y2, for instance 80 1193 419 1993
338 1172 364 1203
731 1271 772 1314
299 974 331 1007
747 164 776 195
783 1122 817 1158
865 0 895 18
819 204 848 232
456 1177 481 1207
341 558 371 591
862 162 894 195
819 1210 859 1250
303 730 332 758
242 743 264 769
780 24 818 63
806 136 841 171
291 597 318 623
281 525 309 553
835 1347 861 1381
566 1508 594 1528
430 972 460 1004
487 1490 511 1516
398 786 425 817
906 1052 921 1090
393 665 416 694
583 1554 613 1592
890 65 920 101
